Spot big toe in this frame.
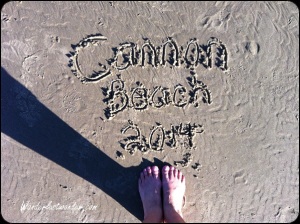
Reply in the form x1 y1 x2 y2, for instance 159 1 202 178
162 165 170 181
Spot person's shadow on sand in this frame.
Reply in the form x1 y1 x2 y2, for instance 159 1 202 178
1 67 166 221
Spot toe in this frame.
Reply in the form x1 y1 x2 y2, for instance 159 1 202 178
169 166 175 178
162 165 170 180
173 167 178 178
147 166 152 176
152 166 160 179
181 174 185 183
178 170 182 180
143 168 148 177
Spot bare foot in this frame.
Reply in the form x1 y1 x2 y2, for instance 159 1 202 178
162 165 186 223
138 166 163 223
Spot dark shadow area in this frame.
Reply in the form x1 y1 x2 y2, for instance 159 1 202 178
1 67 166 221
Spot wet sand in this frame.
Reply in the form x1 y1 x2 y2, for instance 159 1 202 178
1 1 299 222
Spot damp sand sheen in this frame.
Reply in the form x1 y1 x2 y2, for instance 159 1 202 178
1 1 299 223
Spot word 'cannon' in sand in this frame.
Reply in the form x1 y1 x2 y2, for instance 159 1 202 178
68 35 228 83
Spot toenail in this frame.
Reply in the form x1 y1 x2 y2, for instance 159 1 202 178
153 166 159 171
147 166 152 174
163 165 170 172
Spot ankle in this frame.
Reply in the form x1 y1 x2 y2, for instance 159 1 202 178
163 206 185 223
164 205 183 219
143 211 163 223
164 198 183 215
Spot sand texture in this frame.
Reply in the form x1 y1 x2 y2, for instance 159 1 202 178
1 1 299 222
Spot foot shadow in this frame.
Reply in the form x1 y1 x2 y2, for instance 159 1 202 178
1 67 166 221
